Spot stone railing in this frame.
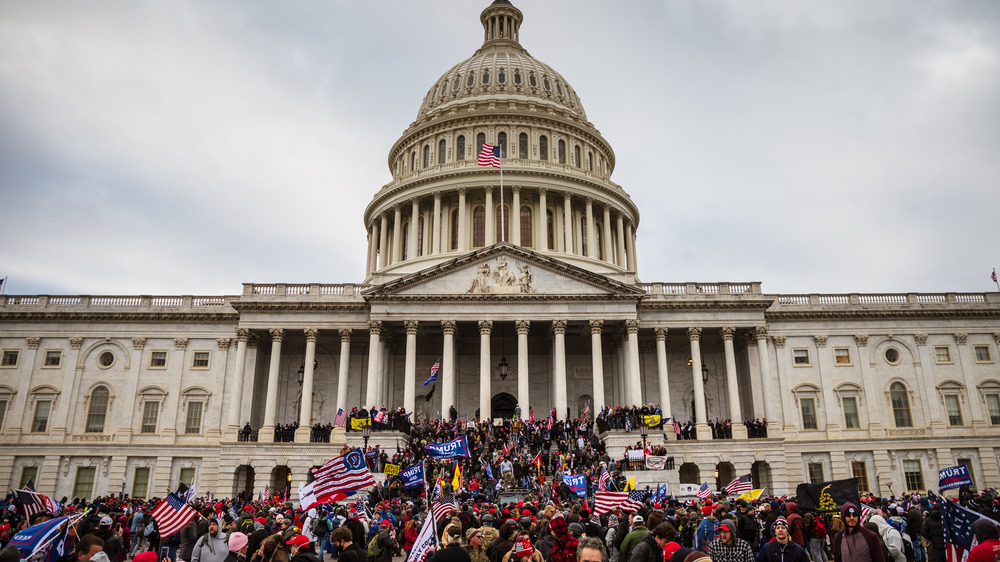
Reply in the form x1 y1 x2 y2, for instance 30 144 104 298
772 293 996 306
637 282 762 295
1 295 236 309
243 283 369 297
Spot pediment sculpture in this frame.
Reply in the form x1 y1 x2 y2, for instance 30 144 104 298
467 256 536 294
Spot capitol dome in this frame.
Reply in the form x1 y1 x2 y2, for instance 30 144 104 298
363 0 640 283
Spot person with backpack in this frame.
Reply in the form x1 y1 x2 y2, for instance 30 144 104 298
192 518 230 562
367 520 396 562
756 517 809 562
870 515 907 562
832 503 885 562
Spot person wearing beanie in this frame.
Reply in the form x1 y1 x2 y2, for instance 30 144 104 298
755 517 808 562
967 518 1000 562
192 518 230 562
708 519 754 562
225 532 249 562
465 527 489 562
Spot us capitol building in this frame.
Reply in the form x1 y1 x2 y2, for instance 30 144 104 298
2 1 999 502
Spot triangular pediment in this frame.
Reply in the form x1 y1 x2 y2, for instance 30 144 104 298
363 243 645 299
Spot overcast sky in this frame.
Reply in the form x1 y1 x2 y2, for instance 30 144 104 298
1 1 998 297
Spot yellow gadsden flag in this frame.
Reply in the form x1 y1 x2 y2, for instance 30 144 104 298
737 489 765 501
452 463 462 491
642 415 662 427
625 475 636 491
350 417 370 431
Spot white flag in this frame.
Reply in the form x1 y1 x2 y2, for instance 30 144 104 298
298 482 318 511
405 515 439 562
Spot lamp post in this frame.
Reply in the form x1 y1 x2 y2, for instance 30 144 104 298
362 423 371 452
297 365 304 386
639 421 648 450
499 323 509 381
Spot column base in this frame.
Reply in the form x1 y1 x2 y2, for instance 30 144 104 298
331 426 348 448
223 426 240 442
294 427 311 443
695 422 712 440
730 423 748 440
259 425 275 443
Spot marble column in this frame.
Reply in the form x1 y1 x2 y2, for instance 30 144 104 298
616 215 627 267
626 320 642 405
589 320 606 412
602 205 613 263
392 206 402 264
537 189 548 251
585 198 595 258
563 193 573 254
553 320 568 418
365 321 383 408
260 328 284 443
511 186 521 245
403 321 418 415
485 186 495 245
226 329 250 436
378 214 389 269
755 326 779 435
441 320 457 417
409 199 420 260
457 188 468 251
655 328 671 417
479 320 493 420
366 224 377 276
516 320 530 413
721 326 747 438
432 192 442 255
296 329 319 440
625 222 636 271
688 327 709 433
335 329 352 417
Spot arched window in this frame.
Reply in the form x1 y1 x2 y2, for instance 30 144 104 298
423 145 430 168
477 133 486 157
456 135 466 160
539 135 548 161
546 210 555 250
438 140 446 164
411 151 417 172
514 72 522 85
467 73 475 87
401 222 409 260
86 386 110 433
496 204 510 242
587 151 593 171
890 382 913 427
574 145 581 168
473 206 486 247
596 223 603 259
452 76 461 91
543 77 551 91
497 132 507 157
518 133 528 159
440 83 447 97
580 216 588 256
558 140 566 164
482 71 490 85
520 205 532 247
450 209 460 250
529 74 537 87
498 71 506 83
416 216 424 257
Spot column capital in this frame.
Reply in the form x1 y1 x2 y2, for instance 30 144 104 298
457 187 467 196
478 320 494 335
217 338 232 350
131 337 146 350
235 328 251 342
813 335 828 348
551 320 568 335
953 333 968 346
585 197 594 206
441 320 457 335
625 319 640 334
754 326 769 340
538 187 548 196
772 336 787 348
26 337 40 349
248 333 259 348
654 327 668 341
994 332 1000 346
589 319 604 334
174 337 188 350
339 328 353 342
914 333 928 346
69 337 84 349
515 320 531 335
854 334 869 347
511 185 521 194
563 191 572 201
304 328 320 342
367 321 383 336
269 328 285 342
484 185 494 194
720 326 736 340
433 191 442 200
404 320 419 335
745 333 758 347
687 326 702 340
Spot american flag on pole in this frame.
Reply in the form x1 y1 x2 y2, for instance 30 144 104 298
431 488 457 522
423 358 440 386
724 474 753 496
150 493 197 538
15 489 62 518
311 449 376 503
334 408 347 427
354 493 369 524
597 467 610 492
942 499 999 562
477 144 501 168
593 490 649 514
697 482 713 499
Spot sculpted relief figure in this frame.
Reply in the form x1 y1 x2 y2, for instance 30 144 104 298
467 257 537 294
494 256 517 287
468 263 492 293
518 264 535 293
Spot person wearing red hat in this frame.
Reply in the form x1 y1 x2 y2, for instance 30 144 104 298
286 535 319 562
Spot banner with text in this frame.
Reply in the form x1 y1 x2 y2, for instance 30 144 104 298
384 464 400 476
400 464 425 490
562 473 588 498
646 456 668 470
939 465 974 492
424 436 471 460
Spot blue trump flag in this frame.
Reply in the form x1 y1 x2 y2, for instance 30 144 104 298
400 463 425 490
938 465 974 492
10 515 71 562
562 473 587 498
657 483 668 501
424 436 471 459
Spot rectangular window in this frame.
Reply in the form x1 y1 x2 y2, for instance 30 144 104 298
73 467 96 500
149 351 167 368
935 346 952 363
807 462 824 483
842 397 860 429
851 461 870 494
975 346 992 362
1 350 19 367
31 400 51 433
19 466 38 489
140 402 159 434
945 395 963 426
793 349 810 365
957 458 975 489
192 352 210 369
44 350 62 367
987 394 1000 425
834 348 851 365
903 460 924 491
185 402 203 434
179 467 196 487
800 398 818 430
132 467 150 498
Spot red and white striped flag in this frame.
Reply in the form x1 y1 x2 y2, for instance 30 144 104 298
431 489 457 522
697 482 713 499
597 467 610 492
477 144 501 168
311 449 376 502
593 491 628 515
150 493 197 538
334 408 347 427
724 474 753 495
15 488 61 518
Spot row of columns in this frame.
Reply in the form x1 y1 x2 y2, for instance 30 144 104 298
365 189 638 275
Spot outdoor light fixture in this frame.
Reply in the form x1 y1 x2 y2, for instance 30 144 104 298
702 364 709 384
498 323 509 380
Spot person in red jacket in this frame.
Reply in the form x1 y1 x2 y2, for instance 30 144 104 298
784 502 806 548
967 518 1000 562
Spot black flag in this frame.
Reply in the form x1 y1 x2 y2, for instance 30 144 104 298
795 478 861 513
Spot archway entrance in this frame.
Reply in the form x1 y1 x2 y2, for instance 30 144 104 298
270 466 291 498
679 463 700 485
234 465 254 500
716 462 736 491
752 461 772 492
492 393 517 419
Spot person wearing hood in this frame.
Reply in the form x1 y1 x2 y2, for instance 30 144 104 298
869 515 905 562
756 517 808 562
550 516 580 562
967 518 1000 562
920 505 944 562
832 502 884 562
693 508 716 554
193 518 231 562
708 519 754 562
783 503 805 549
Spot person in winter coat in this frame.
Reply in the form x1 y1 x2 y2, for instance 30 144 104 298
920 506 944 562
967 518 1000 562
193 519 231 562
693 511 716 554
225 532 249 562
708 519 754 562
784 503 805 549
630 523 675 562
756 518 808 562
94 517 125 562
869 515 905 562
285 535 320 562
371 520 398 562
618 515 649 562
488 522 516 562
832 503 885 562
549 516 579 562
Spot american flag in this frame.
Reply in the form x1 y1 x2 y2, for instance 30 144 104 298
150 493 197 538
697 482 713 499
478 144 501 168
423 358 440 386
597 467 610 492
354 493 369 524
431 489 457 522
724 474 753 495
311 449 376 502
15 488 61 518
942 499 999 562
993 268 998 283
334 408 347 427
593 490 649 514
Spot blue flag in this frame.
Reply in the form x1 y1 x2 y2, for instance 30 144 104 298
485 463 494 481
423 358 440 386
657 483 668 501
10 516 71 562
941 499 999 560
400 463 425 490
938 465 974 492
562 473 587 498
424 436 471 459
